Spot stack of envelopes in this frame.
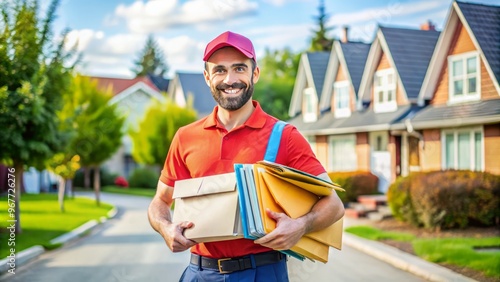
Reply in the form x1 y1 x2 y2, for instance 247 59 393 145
234 160 345 263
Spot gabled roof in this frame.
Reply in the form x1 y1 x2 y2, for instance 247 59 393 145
419 1 500 102
168 72 215 117
359 26 440 106
289 52 330 117
88 75 165 104
90 76 159 95
307 52 330 101
340 41 371 94
319 41 370 111
147 74 170 91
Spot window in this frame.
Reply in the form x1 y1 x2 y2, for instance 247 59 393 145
328 135 357 171
303 87 317 122
442 128 483 171
334 81 350 118
373 69 397 113
448 52 480 103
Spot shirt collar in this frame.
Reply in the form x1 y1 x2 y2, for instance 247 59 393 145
203 100 267 129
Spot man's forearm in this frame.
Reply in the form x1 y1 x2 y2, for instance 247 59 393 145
300 193 344 234
148 196 173 234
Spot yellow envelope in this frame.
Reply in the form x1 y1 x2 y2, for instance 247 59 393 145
253 165 341 263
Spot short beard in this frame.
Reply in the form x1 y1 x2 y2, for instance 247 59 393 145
211 80 254 111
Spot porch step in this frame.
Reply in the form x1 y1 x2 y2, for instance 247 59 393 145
357 195 387 210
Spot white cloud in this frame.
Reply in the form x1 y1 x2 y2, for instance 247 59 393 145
64 29 148 78
112 0 259 34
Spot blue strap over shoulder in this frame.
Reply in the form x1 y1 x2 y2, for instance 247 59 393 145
263 120 287 162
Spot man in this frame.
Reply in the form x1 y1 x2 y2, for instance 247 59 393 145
148 31 344 282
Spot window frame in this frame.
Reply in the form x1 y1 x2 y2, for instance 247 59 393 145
328 134 358 171
447 51 481 103
441 127 484 171
373 68 397 113
333 80 351 118
303 87 317 122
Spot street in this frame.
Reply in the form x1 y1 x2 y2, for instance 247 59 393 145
2 192 425 282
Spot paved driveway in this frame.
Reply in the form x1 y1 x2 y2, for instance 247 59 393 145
2 192 425 282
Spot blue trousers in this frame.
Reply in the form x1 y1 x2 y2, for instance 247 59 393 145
179 259 289 282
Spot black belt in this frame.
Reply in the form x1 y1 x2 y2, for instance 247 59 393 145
190 251 286 274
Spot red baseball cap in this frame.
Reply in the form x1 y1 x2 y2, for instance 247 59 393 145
203 31 256 62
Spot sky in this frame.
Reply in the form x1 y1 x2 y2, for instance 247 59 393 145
40 0 499 79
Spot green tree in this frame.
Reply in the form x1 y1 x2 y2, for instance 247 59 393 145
67 75 125 205
254 48 301 120
309 0 334 52
132 34 169 77
0 0 76 233
130 98 197 167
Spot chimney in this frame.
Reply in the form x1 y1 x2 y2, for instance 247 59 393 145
420 20 436 31
341 26 349 43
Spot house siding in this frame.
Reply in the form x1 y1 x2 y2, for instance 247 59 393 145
484 123 500 174
421 129 442 171
356 132 370 171
377 52 391 70
481 63 499 100
316 135 329 170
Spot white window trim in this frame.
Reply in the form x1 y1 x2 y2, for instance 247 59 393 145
303 87 317 123
328 135 358 171
333 80 351 118
447 51 481 104
373 68 397 113
440 126 484 171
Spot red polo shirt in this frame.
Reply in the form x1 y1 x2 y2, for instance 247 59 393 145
160 100 325 258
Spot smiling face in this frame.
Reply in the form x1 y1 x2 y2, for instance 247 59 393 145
204 47 260 111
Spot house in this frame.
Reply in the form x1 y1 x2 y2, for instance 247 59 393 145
89 75 167 178
288 0 500 193
395 1 500 175
289 26 440 192
288 33 371 174
168 72 216 118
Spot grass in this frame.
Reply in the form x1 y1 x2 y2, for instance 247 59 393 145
0 193 114 259
345 225 415 241
345 225 500 280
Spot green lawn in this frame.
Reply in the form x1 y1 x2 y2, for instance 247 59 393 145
0 193 114 259
345 225 500 280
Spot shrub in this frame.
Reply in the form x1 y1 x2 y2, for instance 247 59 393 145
328 171 379 204
128 167 159 189
387 170 500 230
387 173 420 225
114 176 128 188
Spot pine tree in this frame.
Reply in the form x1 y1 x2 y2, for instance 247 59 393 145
309 0 334 52
132 34 169 77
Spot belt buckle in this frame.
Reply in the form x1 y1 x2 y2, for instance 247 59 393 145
217 258 232 274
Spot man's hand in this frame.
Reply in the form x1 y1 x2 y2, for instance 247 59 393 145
159 220 197 253
253 209 306 250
